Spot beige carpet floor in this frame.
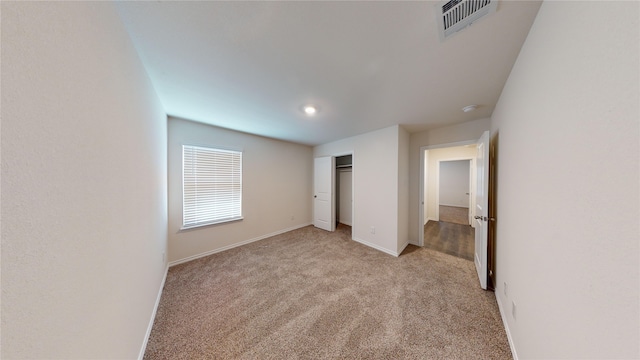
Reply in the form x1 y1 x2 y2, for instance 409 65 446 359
144 225 511 359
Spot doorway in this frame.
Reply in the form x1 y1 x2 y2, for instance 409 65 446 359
437 159 472 225
417 132 492 290
421 145 477 233
419 144 477 260
313 153 353 237
335 154 353 235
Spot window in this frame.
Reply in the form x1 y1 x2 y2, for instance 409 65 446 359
182 145 242 229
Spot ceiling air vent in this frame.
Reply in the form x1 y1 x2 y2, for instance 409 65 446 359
436 0 498 41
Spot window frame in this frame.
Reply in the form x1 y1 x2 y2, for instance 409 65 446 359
181 144 243 230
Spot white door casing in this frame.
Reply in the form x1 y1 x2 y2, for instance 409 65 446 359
314 156 335 232
474 131 490 289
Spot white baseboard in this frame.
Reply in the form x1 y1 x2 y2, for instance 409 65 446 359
138 265 168 360
495 293 518 360
352 237 402 257
397 241 409 256
168 223 312 267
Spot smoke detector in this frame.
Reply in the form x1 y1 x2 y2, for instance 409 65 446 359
462 104 478 113
436 0 498 41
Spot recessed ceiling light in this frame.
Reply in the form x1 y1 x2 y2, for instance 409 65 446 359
303 105 318 116
462 105 478 113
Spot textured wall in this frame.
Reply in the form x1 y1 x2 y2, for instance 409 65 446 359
491 1 639 358
1 2 167 358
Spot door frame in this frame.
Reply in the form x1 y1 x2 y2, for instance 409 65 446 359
313 156 335 231
314 151 354 237
418 140 477 247
336 151 354 236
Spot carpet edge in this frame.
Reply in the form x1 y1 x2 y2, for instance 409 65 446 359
168 223 313 267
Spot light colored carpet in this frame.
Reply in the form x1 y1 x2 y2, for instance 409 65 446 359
144 225 511 359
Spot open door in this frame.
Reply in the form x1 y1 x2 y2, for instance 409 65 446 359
487 134 497 290
313 156 335 232
474 131 490 289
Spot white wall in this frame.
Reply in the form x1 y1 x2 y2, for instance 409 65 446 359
409 119 489 243
314 125 404 256
168 117 313 264
426 146 477 222
1 2 168 358
491 1 639 358
439 160 470 208
397 126 410 254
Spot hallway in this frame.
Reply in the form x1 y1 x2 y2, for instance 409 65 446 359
424 206 474 261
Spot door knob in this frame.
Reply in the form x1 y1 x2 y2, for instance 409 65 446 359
474 216 482 220
314 195 317 198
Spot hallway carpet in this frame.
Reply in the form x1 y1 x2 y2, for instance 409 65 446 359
424 221 475 261
439 205 470 225
144 225 511 359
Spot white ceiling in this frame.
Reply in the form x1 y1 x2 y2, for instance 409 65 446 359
116 1 541 146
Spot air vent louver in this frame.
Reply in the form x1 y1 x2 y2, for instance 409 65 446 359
437 0 498 41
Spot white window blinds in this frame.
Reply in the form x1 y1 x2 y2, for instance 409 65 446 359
182 145 243 229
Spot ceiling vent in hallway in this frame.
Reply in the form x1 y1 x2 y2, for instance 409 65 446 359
436 0 498 41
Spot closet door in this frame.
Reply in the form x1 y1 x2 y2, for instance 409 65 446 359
313 157 335 231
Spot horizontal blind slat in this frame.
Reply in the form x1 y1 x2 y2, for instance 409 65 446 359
183 145 242 228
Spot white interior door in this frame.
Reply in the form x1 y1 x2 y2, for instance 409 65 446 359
474 131 490 289
314 156 335 231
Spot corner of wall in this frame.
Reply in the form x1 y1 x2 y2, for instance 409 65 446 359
167 118 314 263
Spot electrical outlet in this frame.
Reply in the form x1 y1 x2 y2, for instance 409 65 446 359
370 227 375 234
504 282 508 297
290 215 295 221
162 252 166 263
512 301 517 320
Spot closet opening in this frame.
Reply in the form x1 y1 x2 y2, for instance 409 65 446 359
335 154 353 236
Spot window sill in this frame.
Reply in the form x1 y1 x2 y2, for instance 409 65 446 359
180 217 244 231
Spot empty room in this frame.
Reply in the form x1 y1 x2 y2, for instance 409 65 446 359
2 1 638 359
